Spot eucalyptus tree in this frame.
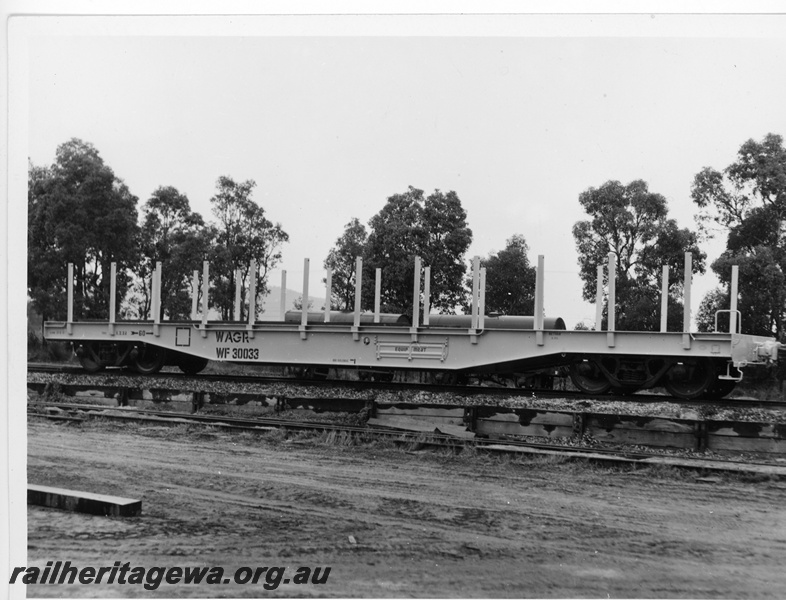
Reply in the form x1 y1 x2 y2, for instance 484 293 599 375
361 186 472 314
573 179 704 331
28 139 140 324
480 234 536 315
136 186 212 320
323 218 368 310
208 176 289 320
692 133 786 336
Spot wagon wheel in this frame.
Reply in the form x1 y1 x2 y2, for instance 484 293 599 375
701 363 739 399
702 378 737 400
569 360 611 395
76 342 105 373
663 358 716 400
131 344 167 375
178 355 209 376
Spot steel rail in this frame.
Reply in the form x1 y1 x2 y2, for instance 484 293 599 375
27 363 786 410
29 401 786 475
23 401 675 460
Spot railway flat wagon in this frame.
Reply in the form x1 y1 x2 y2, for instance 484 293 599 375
43 253 781 400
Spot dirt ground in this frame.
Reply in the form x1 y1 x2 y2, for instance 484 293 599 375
24 418 786 598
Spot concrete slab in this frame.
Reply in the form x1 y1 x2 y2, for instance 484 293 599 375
28 484 142 517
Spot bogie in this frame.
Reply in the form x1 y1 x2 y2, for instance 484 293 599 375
75 342 105 373
701 362 740 399
662 358 716 400
174 353 210 376
569 360 611 394
74 341 139 372
129 344 167 375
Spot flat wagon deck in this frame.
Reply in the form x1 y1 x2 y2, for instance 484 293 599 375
43 253 781 400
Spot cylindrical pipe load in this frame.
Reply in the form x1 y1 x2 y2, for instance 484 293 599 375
284 311 566 329
425 314 566 330
284 311 412 326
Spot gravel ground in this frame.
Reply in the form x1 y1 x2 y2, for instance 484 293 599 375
25 418 786 598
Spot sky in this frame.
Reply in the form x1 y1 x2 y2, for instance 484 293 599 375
16 11 786 327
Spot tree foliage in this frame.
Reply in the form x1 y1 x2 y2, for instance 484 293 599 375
28 140 297 329
696 287 730 333
27 139 140 323
323 218 368 311
135 186 212 320
573 179 704 331
28 161 60 324
361 186 472 314
691 133 786 336
480 234 536 315
208 176 289 320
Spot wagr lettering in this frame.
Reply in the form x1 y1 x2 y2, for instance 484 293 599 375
215 331 251 344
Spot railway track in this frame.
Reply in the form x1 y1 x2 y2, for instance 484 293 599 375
27 362 786 457
28 400 786 477
27 362 786 410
